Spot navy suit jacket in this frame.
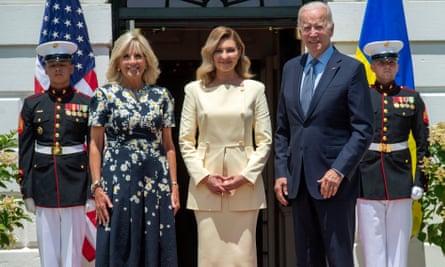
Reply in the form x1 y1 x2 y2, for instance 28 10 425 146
275 48 374 200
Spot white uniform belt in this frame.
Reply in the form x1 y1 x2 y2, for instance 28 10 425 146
35 144 84 155
368 141 408 153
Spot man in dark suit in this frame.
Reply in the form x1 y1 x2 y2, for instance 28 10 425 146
274 1 374 266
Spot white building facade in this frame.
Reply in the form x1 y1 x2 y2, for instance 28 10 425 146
0 0 443 266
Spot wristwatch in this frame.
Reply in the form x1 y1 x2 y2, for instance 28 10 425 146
90 179 104 196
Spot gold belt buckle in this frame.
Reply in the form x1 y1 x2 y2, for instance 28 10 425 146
51 146 62 155
379 143 391 153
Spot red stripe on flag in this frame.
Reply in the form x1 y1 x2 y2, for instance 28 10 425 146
34 77 45 94
86 209 97 227
82 237 96 262
83 209 97 262
84 69 99 91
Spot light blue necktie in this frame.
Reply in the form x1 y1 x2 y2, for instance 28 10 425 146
300 58 318 115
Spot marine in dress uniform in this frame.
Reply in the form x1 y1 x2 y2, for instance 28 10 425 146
357 40 429 267
17 41 91 267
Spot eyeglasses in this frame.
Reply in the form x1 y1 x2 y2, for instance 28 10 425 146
300 24 328 34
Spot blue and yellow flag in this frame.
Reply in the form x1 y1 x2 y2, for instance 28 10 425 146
355 0 414 88
355 0 422 237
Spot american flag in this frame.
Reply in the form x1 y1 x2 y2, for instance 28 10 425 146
35 0 98 263
35 0 98 95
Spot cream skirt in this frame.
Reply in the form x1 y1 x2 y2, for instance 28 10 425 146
194 196 259 267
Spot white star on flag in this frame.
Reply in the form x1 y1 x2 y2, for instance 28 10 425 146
34 0 98 97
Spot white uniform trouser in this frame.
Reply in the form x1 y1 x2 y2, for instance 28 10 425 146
36 206 86 267
357 198 412 267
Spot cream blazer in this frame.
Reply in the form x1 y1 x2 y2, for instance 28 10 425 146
179 79 272 211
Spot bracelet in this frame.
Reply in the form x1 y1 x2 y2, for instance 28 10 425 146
90 179 104 196
171 181 179 187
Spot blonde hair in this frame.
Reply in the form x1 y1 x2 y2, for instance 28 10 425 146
196 26 253 85
106 30 160 85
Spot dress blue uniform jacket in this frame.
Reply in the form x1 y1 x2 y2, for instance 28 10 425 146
359 83 429 199
18 87 91 208
275 48 374 200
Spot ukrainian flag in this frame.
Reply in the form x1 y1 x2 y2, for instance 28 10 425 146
355 0 414 88
355 0 422 237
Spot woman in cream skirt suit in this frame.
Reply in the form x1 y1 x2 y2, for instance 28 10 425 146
179 26 272 267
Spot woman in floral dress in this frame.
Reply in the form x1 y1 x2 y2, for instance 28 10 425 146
88 30 180 266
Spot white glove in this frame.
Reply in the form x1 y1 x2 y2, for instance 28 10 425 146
24 198 36 214
85 199 96 212
411 186 424 200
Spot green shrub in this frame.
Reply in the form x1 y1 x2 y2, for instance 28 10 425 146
0 130 31 249
418 122 445 255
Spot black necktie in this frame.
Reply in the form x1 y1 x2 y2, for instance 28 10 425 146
300 58 318 115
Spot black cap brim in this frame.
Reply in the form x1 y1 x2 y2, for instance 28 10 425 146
44 54 73 63
371 52 399 61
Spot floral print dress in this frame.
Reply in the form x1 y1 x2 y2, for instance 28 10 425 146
89 83 178 267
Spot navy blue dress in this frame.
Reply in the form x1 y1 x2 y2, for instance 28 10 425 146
89 83 178 267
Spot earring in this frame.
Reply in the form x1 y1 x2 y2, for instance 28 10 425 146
117 68 120 72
